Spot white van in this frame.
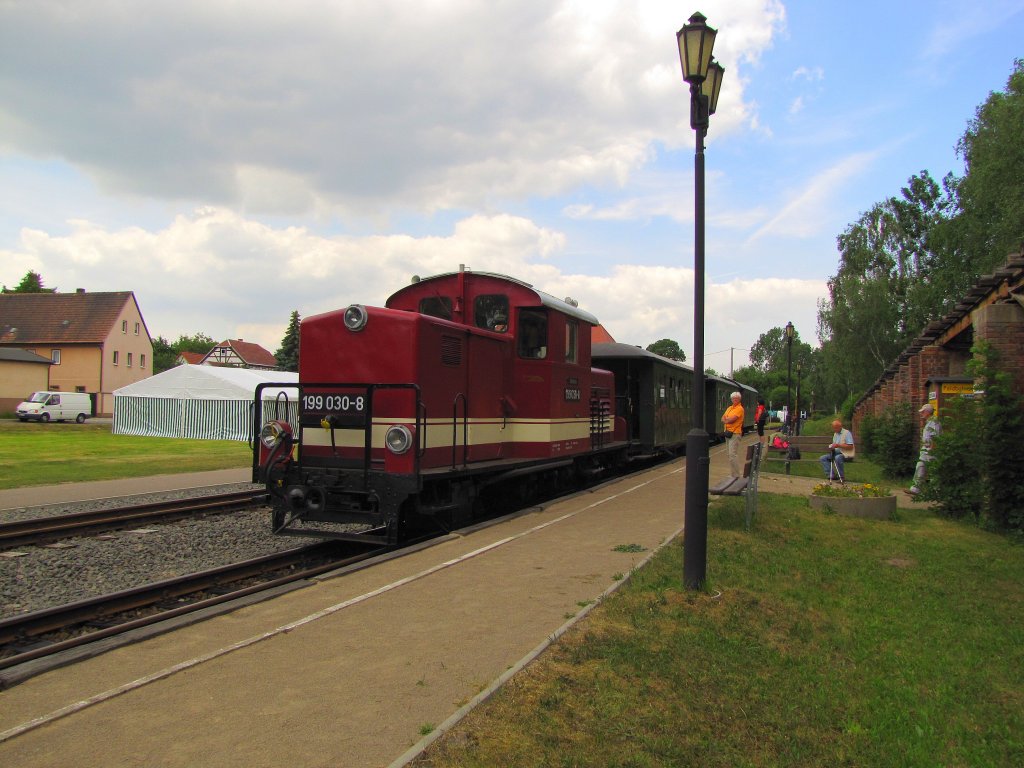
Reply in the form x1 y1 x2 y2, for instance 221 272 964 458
16 391 93 423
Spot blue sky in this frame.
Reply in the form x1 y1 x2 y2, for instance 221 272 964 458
1 0 1021 373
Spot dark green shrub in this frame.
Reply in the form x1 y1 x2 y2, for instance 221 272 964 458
972 342 1024 533
840 392 858 423
857 412 879 456
926 396 984 520
871 402 916 478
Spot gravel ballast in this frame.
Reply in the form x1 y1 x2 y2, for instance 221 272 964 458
0 483 312 620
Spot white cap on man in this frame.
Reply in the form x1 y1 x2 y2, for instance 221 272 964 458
919 403 934 414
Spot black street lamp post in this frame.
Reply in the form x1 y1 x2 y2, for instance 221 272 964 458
677 12 724 590
795 360 803 436
785 321 794 435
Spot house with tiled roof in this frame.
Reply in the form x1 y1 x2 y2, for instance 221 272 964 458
0 290 153 415
175 351 206 366
200 339 278 370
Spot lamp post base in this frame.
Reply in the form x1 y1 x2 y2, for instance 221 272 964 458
683 428 710 589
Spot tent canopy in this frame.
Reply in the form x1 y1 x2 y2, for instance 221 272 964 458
113 365 298 441
114 365 297 400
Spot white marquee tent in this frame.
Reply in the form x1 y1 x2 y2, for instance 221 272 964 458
113 365 299 441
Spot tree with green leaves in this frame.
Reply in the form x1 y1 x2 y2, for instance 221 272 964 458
2 270 56 293
151 332 217 374
955 58 1024 276
819 60 1024 407
173 332 217 355
152 336 178 373
275 311 301 372
818 170 958 396
645 338 685 362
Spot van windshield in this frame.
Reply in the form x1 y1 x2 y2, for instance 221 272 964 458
27 392 48 403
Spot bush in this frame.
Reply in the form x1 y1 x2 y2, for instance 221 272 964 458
840 392 859 423
927 396 984 520
972 342 1024 532
871 402 916 478
923 342 1024 534
857 412 879 456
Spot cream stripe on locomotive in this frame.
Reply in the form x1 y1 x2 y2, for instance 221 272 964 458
300 417 609 449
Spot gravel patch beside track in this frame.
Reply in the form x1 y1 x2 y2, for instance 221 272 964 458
0 484 310 619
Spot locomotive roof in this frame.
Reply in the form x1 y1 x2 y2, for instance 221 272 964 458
393 271 600 326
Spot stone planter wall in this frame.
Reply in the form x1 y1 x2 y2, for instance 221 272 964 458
809 494 897 520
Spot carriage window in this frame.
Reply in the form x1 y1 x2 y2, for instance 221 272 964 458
474 294 509 333
419 296 453 319
517 309 548 359
565 319 578 363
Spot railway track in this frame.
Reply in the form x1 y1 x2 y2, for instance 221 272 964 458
0 488 270 549
0 540 385 687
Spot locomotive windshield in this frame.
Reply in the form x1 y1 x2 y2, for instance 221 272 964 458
419 296 452 319
517 309 548 359
474 294 509 332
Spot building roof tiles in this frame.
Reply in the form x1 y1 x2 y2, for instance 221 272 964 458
0 291 136 344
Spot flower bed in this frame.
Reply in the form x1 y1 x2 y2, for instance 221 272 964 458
809 482 896 520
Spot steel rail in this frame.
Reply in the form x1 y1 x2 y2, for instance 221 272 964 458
0 541 383 677
0 489 270 549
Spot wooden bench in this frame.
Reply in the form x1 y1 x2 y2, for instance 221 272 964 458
709 442 763 530
765 435 854 475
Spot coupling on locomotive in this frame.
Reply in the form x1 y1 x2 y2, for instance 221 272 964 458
252 269 756 545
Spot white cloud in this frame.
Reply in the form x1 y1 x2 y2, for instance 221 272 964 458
745 149 880 242
0 207 825 366
0 1 785 216
792 65 824 82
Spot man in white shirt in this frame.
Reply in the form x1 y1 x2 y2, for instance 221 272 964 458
819 419 854 482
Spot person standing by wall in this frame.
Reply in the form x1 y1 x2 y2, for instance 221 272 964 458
722 391 745 478
906 403 941 496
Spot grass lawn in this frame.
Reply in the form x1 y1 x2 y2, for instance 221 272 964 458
415 493 1024 767
0 421 251 490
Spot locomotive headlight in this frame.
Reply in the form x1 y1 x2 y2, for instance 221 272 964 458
260 420 292 448
385 424 413 455
343 304 368 332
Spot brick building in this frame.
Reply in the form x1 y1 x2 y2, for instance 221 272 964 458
852 251 1024 446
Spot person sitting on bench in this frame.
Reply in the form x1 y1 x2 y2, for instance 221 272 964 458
819 419 854 482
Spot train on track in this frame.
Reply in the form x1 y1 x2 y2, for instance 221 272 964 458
252 269 757 545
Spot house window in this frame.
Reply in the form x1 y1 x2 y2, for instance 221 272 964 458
113 350 119 366
134 322 140 335
122 320 127 333
127 352 133 368
141 354 147 369
51 349 61 365
76 386 86 393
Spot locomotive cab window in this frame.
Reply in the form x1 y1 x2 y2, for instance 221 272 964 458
419 296 453 319
517 309 548 359
474 294 509 332
565 319 578 363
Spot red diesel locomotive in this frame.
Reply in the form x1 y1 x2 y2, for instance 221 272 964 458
253 269 626 545
252 269 757 545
